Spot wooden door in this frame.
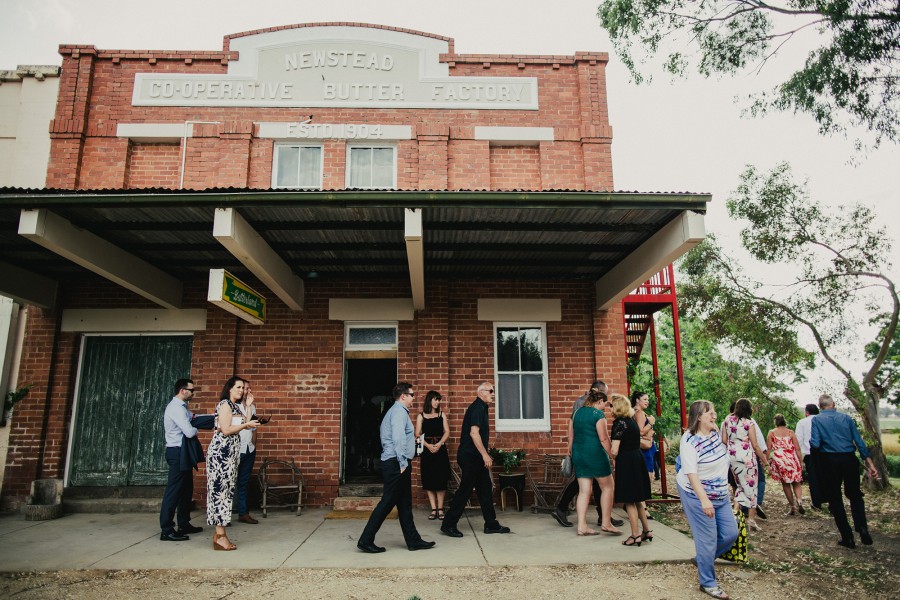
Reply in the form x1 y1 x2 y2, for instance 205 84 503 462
68 335 192 486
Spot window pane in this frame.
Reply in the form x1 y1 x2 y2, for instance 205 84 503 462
497 374 520 419
371 148 394 188
520 327 543 371
349 148 371 187
297 147 322 188
521 374 545 419
276 147 299 187
496 328 520 371
348 327 396 346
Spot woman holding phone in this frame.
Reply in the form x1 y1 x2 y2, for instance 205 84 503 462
207 376 260 551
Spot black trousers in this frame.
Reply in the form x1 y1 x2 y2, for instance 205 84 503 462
159 446 194 534
443 456 499 529
557 478 604 519
803 454 824 508
818 452 868 541
359 458 422 546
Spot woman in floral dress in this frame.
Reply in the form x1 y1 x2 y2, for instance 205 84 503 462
766 413 805 515
207 376 259 550
721 398 768 530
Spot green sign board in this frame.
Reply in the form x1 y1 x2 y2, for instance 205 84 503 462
207 269 266 325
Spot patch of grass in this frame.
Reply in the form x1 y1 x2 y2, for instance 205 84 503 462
795 548 888 590
882 431 900 455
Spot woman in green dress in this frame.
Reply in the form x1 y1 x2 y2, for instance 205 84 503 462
570 388 620 536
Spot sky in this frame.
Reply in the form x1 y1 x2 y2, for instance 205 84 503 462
1 0 897 405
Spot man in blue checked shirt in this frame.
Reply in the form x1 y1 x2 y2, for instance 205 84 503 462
357 382 436 553
810 394 880 549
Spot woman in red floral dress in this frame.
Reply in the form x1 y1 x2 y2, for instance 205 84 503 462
766 413 805 515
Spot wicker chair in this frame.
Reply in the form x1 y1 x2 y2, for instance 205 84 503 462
526 454 573 514
257 458 304 517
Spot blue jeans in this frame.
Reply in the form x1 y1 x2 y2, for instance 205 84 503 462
757 456 766 505
234 449 256 516
679 484 738 589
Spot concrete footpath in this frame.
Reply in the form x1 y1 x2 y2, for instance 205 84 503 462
0 506 696 571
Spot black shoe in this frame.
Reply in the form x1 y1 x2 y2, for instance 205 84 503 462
484 524 511 534
552 508 573 527
177 524 203 535
408 539 436 551
160 531 189 542
837 538 856 549
600 517 625 528
756 506 767 520
440 525 464 538
859 528 873 545
357 541 386 553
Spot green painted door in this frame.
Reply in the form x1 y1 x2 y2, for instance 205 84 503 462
68 335 192 486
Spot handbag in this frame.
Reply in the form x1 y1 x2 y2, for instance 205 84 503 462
718 509 748 563
561 455 573 478
640 435 654 450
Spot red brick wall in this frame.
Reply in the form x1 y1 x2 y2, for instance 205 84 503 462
125 143 180 189
45 37 614 192
489 146 541 191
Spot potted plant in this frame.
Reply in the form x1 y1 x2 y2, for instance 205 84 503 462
488 447 526 474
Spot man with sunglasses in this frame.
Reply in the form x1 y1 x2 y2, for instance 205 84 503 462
159 378 203 541
358 382 436 553
441 381 511 537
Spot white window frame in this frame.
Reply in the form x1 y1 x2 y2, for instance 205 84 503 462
272 143 324 189
345 144 397 189
344 321 398 351
493 322 551 432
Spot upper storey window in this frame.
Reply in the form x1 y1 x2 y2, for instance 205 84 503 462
347 146 396 189
273 144 323 189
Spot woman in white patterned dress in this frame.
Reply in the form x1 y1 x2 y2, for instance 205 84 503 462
207 376 259 551
721 398 768 531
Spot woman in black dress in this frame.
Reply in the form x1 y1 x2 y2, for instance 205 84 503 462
415 390 451 520
609 393 652 547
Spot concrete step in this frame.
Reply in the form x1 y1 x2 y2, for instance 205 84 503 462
332 496 381 511
63 497 163 514
339 483 383 497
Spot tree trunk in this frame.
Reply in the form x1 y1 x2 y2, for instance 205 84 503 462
851 385 891 489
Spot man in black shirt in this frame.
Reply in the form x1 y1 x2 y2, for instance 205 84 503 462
440 381 511 537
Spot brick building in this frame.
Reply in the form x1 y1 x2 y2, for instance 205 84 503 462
0 23 707 511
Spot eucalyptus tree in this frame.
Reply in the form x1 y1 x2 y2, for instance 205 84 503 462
679 162 898 486
597 1 900 147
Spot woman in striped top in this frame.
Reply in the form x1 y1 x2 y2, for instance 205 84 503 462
677 401 738 600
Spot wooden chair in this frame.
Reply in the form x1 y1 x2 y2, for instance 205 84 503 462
257 458 304 517
526 454 573 514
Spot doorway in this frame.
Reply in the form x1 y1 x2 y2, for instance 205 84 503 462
342 357 397 483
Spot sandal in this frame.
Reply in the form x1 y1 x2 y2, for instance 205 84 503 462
212 532 237 551
599 526 622 536
428 509 438 520
747 518 761 531
700 585 730 599
576 529 599 536
437 509 445 520
622 535 642 547
641 529 653 542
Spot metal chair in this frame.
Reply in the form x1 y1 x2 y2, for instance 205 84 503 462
526 454 573 514
257 458 304 517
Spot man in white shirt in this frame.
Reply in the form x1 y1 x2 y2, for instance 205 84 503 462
159 378 202 541
234 381 259 524
749 412 768 519
794 403 823 509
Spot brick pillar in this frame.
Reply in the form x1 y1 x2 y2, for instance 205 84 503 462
416 123 449 189
218 121 254 188
448 128 489 190
46 48 97 189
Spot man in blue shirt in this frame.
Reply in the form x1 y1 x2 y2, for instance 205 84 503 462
357 382 435 553
810 394 880 548
159 378 203 541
